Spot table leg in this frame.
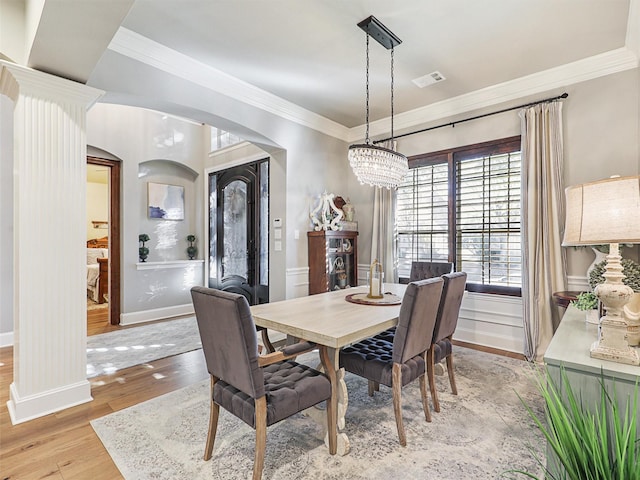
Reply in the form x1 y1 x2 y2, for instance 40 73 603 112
303 346 350 455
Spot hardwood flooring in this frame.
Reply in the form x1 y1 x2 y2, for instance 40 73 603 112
0 308 208 480
1 307 524 479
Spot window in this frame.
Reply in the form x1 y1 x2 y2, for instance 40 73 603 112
210 127 243 152
397 136 522 296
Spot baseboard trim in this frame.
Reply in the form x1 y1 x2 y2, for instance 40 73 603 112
0 331 14 347
120 304 195 326
7 380 92 425
453 339 526 361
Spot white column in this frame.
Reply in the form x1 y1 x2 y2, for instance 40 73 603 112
0 61 103 424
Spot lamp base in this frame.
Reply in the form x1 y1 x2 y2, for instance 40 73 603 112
590 339 640 365
590 314 639 366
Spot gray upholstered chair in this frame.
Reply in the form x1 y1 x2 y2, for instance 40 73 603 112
190 286 337 480
339 277 444 446
409 261 454 281
372 261 454 344
427 272 467 412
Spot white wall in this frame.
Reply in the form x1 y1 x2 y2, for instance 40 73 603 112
86 181 108 240
0 94 14 345
87 104 207 318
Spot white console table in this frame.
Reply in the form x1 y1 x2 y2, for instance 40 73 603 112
544 306 639 434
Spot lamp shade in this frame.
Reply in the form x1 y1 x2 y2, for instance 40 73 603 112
562 175 640 246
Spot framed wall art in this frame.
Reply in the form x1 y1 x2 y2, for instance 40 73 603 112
148 182 185 220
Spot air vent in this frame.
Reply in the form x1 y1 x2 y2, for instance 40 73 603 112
412 71 446 88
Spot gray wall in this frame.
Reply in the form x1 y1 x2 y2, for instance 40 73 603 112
348 68 640 280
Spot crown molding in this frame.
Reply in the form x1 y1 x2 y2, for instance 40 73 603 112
108 28 349 141
349 47 639 143
106 28 637 146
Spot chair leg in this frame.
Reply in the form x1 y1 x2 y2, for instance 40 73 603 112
391 363 406 446
446 350 457 395
253 397 267 480
368 380 376 397
427 347 440 413
418 360 432 423
204 376 220 461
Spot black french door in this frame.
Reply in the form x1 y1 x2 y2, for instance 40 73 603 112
208 159 269 305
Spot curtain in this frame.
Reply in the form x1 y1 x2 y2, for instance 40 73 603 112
371 186 398 283
519 101 567 362
370 140 399 283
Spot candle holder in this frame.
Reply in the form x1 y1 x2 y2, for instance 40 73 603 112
367 259 384 299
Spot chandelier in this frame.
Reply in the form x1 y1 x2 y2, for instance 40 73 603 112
349 16 408 189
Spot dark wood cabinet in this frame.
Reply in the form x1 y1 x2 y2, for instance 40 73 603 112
308 230 358 294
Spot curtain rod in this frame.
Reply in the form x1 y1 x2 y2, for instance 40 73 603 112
373 92 568 144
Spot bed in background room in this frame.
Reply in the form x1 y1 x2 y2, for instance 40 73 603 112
87 237 108 304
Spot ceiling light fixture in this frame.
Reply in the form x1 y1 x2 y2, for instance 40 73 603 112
348 15 408 189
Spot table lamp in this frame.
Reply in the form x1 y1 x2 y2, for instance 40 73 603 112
562 175 640 366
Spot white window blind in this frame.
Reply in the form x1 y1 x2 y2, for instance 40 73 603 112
396 137 522 295
456 152 521 287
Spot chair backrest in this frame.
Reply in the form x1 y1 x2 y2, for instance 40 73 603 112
432 272 467 343
191 286 265 399
409 261 454 282
392 277 444 364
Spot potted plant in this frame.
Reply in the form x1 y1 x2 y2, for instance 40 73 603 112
186 234 197 260
139 233 150 262
505 370 639 480
570 292 599 324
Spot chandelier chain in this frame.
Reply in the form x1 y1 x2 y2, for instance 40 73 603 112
390 47 395 142
365 32 370 144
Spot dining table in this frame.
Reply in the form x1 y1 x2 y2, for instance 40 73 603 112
250 283 407 455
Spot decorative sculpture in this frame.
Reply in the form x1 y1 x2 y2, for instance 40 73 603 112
310 191 344 231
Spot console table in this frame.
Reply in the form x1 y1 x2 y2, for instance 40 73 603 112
544 306 639 435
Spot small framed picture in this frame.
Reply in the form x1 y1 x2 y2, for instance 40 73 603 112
148 182 185 220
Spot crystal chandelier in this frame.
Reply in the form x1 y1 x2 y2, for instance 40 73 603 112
349 16 408 189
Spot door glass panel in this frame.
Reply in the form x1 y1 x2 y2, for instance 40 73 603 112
222 180 248 280
208 174 217 283
259 162 269 286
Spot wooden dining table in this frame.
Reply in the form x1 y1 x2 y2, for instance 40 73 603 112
250 283 407 455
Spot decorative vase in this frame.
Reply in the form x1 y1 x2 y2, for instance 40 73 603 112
342 198 355 222
585 309 599 325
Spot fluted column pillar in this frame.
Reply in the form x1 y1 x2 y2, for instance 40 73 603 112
0 61 103 424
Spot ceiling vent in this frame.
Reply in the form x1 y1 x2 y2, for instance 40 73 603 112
412 71 446 88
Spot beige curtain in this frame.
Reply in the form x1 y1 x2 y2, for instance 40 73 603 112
371 186 398 282
370 140 399 283
519 101 567 362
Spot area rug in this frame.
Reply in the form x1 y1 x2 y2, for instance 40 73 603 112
91 347 547 479
87 316 202 377
87 298 109 311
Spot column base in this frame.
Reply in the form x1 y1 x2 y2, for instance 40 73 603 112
7 380 93 425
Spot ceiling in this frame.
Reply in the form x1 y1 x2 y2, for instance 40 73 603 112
24 0 638 138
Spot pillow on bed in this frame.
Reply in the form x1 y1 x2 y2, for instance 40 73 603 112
87 248 104 265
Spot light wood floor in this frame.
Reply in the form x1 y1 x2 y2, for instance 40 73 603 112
1 307 524 479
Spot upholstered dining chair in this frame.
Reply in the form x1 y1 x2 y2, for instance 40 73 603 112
427 272 467 413
409 261 454 281
190 286 337 480
339 277 444 446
